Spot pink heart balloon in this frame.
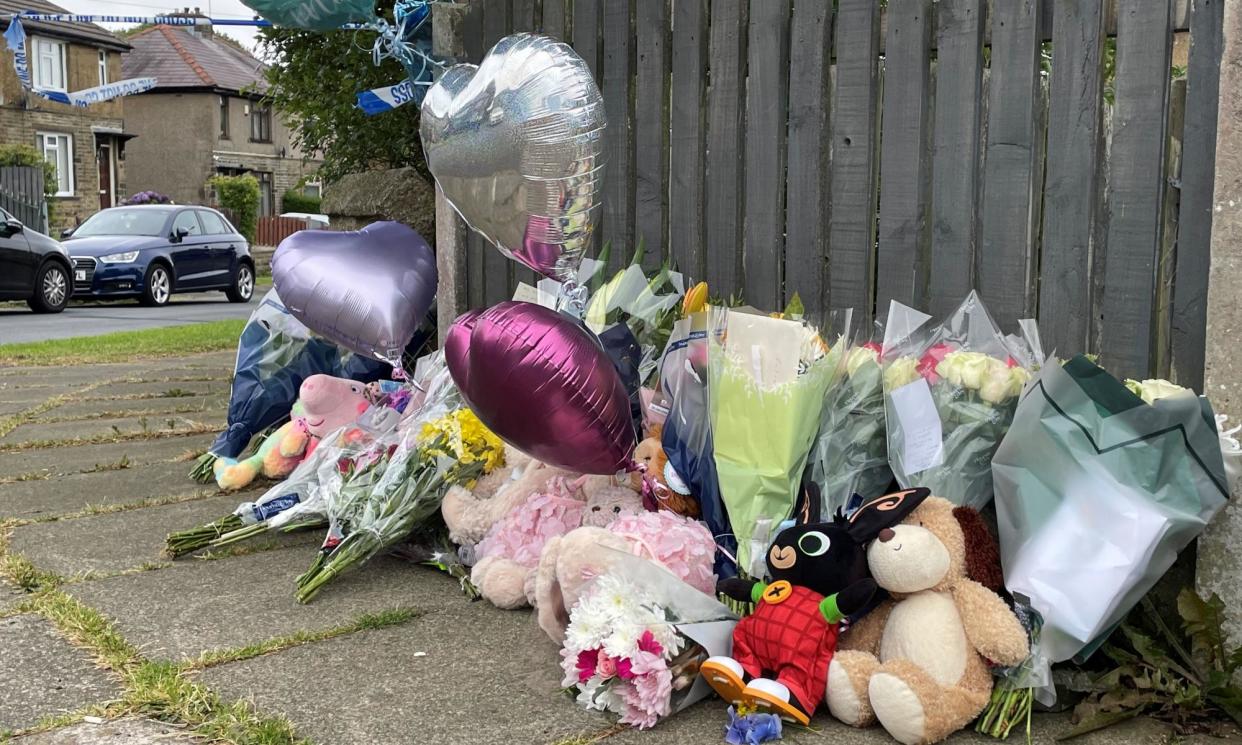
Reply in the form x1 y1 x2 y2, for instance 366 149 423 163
445 301 636 474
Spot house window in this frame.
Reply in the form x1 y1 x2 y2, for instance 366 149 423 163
302 180 322 199
219 96 230 139
32 37 67 92
250 102 272 143
98 50 109 85
255 172 274 217
36 133 74 196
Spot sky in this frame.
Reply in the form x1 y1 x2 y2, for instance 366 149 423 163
55 0 266 51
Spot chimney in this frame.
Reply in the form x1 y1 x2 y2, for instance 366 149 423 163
167 7 212 39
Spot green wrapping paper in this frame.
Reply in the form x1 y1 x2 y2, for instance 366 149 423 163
994 355 1230 670
708 309 846 575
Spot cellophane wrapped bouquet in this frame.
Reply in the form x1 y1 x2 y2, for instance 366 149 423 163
806 335 891 516
709 305 851 575
881 291 1040 509
165 408 403 557
296 355 505 602
561 551 737 729
981 356 1231 732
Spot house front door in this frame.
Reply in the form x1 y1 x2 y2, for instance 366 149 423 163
97 142 114 210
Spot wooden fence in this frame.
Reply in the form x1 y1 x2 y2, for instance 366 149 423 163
0 167 48 235
256 216 306 247
432 0 1224 388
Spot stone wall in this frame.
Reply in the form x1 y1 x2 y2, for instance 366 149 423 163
321 167 436 244
1197 0 1242 641
0 43 128 231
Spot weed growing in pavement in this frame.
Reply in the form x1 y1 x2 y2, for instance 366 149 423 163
162 388 194 398
86 455 131 473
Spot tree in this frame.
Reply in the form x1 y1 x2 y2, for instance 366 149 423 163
258 3 428 184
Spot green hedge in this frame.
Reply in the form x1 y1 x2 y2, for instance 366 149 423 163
209 175 260 243
281 188 321 214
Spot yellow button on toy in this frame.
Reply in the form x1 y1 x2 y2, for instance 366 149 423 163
762 580 793 605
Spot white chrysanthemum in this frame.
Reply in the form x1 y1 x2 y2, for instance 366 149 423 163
577 676 625 715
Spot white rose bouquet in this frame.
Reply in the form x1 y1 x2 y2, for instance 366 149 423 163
880 293 1040 509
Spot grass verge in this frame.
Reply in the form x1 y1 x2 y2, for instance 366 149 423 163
0 320 245 367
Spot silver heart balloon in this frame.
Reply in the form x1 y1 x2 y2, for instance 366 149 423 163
420 33 606 282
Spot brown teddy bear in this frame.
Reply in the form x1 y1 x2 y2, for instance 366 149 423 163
826 496 1027 745
629 424 700 518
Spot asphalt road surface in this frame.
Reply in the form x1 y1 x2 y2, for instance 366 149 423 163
0 284 271 345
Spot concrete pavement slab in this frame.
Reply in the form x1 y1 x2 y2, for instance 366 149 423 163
0 460 218 520
12 718 197 744
1 579 23 614
7 492 301 577
0 413 226 447
0 615 120 731
1 412 225 447
43 395 228 421
0 387 77 408
0 364 151 386
199 603 608 745
84 380 226 401
67 549 456 662
0 433 215 479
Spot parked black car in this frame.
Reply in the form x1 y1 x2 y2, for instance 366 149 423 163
0 207 72 313
63 205 255 307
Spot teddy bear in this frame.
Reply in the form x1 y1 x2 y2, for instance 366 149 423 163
630 425 701 518
701 486 931 726
534 506 719 643
439 445 558 547
471 475 644 609
826 496 1028 745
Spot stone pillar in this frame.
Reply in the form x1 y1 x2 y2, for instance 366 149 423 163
1196 0 1242 640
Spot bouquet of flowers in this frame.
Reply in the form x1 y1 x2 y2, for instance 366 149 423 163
709 306 850 575
295 404 505 602
881 292 1038 509
990 357 1230 710
560 551 736 729
806 339 892 515
165 408 402 557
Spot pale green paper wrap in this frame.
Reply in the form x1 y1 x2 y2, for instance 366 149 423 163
708 312 843 574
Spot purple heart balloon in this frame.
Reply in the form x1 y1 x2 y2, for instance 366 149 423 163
272 221 437 367
445 301 636 475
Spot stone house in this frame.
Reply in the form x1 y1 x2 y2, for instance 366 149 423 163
121 21 321 217
0 0 133 231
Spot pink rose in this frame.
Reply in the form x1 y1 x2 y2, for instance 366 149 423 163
596 654 618 679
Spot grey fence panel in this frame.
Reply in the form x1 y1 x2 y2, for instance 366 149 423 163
635 0 669 267
827 0 881 323
668 0 708 281
1099 0 1175 379
875 0 932 313
0 167 46 234
431 0 1219 382
601 0 634 269
742 0 791 311
704 0 747 294
977 0 1043 328
1039 0 1107 359
1172 0 1225 390
784 0 832 316
927 0 984 320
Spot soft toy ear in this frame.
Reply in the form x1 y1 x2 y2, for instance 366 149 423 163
952 506 1004 592
648 422 664 441
846 487 931 543
795 471 822 525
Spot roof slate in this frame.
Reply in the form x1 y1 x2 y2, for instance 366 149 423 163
122 25 267 95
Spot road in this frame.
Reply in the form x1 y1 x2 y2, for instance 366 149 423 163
0 284 271 345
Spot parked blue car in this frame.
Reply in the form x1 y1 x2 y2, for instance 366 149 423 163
63 205 255 307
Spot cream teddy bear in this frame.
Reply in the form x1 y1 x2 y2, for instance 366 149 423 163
826 496 1028 745
471 476 643 609
440 445 564 547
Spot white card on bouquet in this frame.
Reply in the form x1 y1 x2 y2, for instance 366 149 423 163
889 378 945 475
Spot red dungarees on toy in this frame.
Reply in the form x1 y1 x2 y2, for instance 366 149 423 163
732 582 840 714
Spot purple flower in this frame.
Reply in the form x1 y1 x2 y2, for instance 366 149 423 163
725 707 782 745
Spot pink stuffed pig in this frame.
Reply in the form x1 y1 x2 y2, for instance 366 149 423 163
295 375 372 457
